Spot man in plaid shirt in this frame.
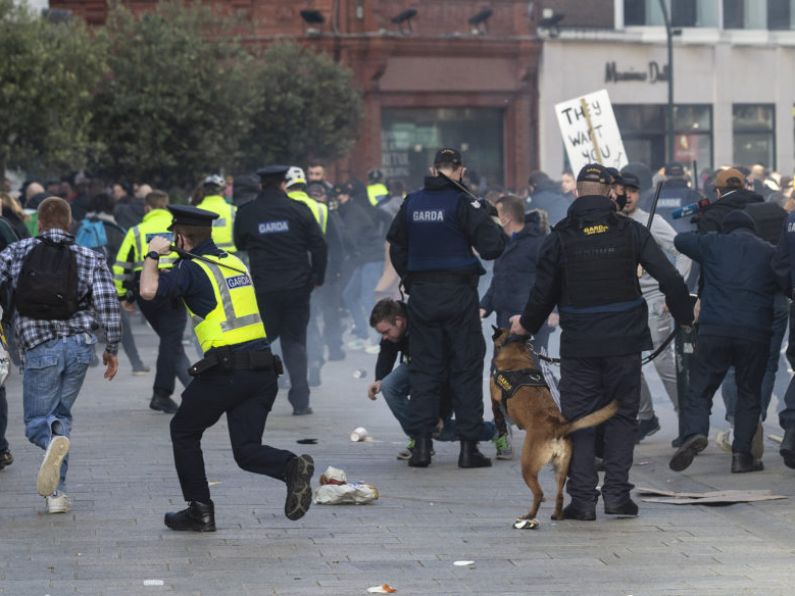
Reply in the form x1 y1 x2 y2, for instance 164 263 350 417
0 197 121 514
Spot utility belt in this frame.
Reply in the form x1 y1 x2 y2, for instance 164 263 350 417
491 367 548 402
408 271 479 287
189 347 283 377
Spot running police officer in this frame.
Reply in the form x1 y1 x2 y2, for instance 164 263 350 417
387 148 505 469
233 165 327 415
510 163 693 520
113 190 191 413
195 175 238 253
139 205 314 531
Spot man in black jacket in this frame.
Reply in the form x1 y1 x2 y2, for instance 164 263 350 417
234 166 327 415
694 168 763 233
672 211 777 473
511 163 693 520
388 148 505 469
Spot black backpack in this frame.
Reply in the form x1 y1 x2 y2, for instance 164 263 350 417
15 237 80 320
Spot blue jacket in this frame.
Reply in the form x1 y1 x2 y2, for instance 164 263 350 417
675 221 776 344
481 216 546 319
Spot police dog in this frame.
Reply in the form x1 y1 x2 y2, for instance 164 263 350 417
490 328 618 522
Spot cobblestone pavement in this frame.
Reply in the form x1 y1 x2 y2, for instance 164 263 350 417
1 323 794 595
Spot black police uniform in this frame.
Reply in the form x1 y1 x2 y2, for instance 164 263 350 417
233 166 327 415
387 149 505 467
155 205 311 531
518 164 693 516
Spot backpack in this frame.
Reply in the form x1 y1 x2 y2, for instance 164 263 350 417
15 238 80 320
75 218 108 253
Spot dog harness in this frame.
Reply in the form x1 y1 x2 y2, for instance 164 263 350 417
491 367 548 402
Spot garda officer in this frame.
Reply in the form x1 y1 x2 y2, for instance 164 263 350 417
510 163 693 520
233 165 327 415
113 190 191 413
286 167 328 235
139 205 314 531
367 169 389 207
195 175 237 253
387 148 505 469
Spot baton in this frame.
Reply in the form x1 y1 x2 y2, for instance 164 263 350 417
646 181 663 229
692 160 699 193
437 170 479 201
169 244 248 274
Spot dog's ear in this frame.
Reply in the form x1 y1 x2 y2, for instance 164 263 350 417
491 325 502 342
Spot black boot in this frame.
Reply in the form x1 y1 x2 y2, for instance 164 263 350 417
150 393 179 414
731 452 764 473
458 440 492 469
780 427 795 469
164 500 216 532
408 436 432 468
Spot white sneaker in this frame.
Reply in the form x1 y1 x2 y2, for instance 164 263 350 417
37 436 70 496
715 428 733 453
364 344 380 355
346 339 367 351
45 491 72 514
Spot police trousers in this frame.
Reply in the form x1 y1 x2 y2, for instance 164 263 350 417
170 367 295 503
559 354 641 507
680 335 768 454
406 281 486 441
137 295 191 397
256 288 311 411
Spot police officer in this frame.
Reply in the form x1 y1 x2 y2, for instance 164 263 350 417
367 169 389 207
387 147 505 469
233 166 327 415
139 205 314 531
195 175 237 253
643 162 703 234
510 163 693 520
286 167 328 235
113 190 191 413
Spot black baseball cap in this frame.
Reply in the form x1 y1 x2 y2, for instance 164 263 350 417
168 205 219 229
576 163 611 184
619 171 641 190
433 148 463 167
664 162 685 177
606 167 623 186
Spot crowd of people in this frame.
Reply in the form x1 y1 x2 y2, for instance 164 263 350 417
0 150 793 525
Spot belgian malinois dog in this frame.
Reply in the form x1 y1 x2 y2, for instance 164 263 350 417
490 328 618 522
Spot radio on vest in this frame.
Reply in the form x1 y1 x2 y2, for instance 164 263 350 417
671 198 711 219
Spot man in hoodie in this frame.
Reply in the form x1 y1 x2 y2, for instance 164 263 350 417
671 211 777 474
526 171 571 227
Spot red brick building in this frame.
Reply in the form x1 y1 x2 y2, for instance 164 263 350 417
54 0 542 190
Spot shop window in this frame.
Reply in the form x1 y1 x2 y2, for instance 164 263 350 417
733 104 776 168
614 104 713 171
380 108 503 190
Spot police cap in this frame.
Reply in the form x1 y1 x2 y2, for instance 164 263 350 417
168 204 219 230
256 165 290 180
619 171 641 190
433 148 463 167
664 162 685 177
576 163 611 184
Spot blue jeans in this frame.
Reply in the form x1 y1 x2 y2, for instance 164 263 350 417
722 293 787 423
380 363 495 441
343 261 383 339
23 335 94 490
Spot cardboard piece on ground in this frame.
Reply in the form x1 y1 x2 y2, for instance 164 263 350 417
637 487 787 505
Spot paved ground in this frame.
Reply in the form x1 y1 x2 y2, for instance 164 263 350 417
1 321 794 595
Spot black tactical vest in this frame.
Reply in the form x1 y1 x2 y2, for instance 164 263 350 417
557 211 640 308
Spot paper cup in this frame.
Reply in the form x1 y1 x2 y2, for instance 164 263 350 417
350 427 368 442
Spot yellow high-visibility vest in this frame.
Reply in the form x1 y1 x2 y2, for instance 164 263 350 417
186 252 266 352
112 209 177 297
196 194 237 252
367 183 389 206
288 189 328 235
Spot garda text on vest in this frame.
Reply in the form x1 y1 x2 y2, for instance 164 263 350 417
258 221 289 234
412 209 445 223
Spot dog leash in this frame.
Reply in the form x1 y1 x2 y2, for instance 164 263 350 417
533 328 677 367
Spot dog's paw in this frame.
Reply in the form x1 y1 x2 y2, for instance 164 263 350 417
514 518 539 530
550 511 563 521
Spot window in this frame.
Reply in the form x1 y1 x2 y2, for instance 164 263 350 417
723 0 795 29
614 104 713 171
624 0 718 27
733 104 775 168
380 108 504 189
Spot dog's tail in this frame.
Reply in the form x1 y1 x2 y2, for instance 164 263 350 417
559 400 619 437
